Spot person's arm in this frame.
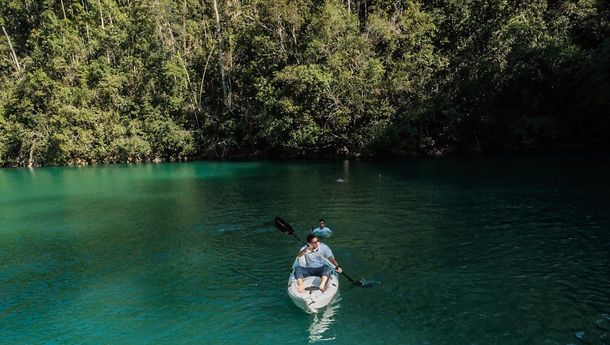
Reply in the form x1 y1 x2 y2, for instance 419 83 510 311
297 245 311 257
327 256 343 273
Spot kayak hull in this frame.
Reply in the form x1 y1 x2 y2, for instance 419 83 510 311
287 259 339 313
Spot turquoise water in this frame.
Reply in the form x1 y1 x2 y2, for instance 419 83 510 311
1 155 609 344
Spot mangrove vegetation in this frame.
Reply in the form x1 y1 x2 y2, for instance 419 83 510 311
0 0 608 166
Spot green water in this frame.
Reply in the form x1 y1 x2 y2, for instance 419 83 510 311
1 155 609 344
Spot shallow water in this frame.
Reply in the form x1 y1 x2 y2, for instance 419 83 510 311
1 155 609 344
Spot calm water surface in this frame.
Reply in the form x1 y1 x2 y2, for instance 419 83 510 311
1 155 609 344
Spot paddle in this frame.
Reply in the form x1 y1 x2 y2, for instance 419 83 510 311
274 216 373 288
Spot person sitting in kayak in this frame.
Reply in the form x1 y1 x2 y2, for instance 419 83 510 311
311 219 332 238
295 234 342 293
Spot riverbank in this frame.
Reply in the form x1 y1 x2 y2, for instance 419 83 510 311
1 143 607 169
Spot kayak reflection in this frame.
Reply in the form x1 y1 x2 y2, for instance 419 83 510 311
308 297 341 343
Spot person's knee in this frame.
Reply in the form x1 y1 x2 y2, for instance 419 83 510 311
294 266 306 279
315 267 329 277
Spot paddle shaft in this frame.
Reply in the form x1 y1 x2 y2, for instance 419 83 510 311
321 256 361 286
291 233 308 247
337 270 361 285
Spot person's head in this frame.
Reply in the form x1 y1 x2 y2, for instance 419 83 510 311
318 219 326 228
306 234 320 248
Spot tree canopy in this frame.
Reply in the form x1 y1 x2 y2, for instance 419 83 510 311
1 0 608 166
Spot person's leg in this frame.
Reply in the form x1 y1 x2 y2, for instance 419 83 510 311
318 266 330 292
294 266 308 293
319 276 328 292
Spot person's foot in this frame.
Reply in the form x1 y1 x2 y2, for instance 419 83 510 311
297 285 305 293
319 285 325 292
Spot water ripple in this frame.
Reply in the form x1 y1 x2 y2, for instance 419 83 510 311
1 157 609 344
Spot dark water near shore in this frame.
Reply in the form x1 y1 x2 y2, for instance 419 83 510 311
1 154 609 344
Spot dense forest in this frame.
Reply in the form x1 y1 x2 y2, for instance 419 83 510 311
0 0 608 166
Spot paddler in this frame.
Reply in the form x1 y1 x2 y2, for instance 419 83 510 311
295 234 342 293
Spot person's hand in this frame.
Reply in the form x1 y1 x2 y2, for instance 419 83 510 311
336 266 342 273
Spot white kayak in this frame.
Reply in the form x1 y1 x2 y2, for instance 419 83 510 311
287 257 339 313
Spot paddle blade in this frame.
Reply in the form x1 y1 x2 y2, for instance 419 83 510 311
339 271 376 288
274 217 294 235
355 280 375 288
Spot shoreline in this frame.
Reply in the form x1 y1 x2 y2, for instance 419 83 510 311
1 146 607 169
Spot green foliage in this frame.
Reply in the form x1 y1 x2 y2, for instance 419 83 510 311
0 0 607 166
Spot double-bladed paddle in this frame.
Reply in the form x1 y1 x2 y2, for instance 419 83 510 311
274 216 373 288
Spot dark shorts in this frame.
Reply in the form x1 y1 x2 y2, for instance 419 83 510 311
294 265 330 279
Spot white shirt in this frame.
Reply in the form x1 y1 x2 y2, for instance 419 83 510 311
300 243 334 268
312 227 332 237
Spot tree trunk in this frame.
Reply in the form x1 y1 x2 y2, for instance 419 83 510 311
170 27 199 110
183 0 188 55
199 46 216 109
2 26 21 72
97 0 105 29
212 0 230 108
60 0 67 19
473 130 481 150
28 143 35 168
86 23 91 42
358 0 368 32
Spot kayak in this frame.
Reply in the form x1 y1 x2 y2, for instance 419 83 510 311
312 228 332 238
287 256 339 313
